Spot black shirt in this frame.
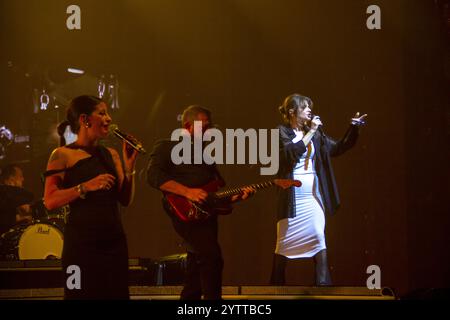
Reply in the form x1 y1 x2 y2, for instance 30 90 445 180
147 139 223 189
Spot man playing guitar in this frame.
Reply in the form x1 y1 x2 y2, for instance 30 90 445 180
146 105 255 300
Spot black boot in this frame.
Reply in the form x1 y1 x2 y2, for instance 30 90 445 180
313 249 332 286
270 253 287 285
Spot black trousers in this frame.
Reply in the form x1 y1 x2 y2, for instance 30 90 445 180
171 216 224 300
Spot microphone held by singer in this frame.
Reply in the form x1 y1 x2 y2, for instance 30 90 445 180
109 124 147 154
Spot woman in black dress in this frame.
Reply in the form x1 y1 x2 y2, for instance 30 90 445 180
44 95 137 299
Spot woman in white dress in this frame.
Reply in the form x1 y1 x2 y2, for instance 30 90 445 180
271 93 367 286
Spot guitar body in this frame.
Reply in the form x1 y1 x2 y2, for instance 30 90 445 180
164 180 232 222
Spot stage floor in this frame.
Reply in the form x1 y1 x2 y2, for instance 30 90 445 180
0 286 396 300
0 259 396 300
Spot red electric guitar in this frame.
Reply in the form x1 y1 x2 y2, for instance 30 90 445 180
164 179 301 222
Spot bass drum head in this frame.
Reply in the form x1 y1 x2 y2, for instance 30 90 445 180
18 223 64 260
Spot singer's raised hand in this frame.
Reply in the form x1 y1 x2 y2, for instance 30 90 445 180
122 140 138 175
311 116 323 131
351 112 368 126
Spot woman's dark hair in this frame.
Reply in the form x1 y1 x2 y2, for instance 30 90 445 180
278 93 313 124
57 120 70 146
66 95 103 134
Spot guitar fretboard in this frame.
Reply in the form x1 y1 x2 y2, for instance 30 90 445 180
214 181 275 198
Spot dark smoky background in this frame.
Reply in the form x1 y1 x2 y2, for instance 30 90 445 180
0 0 448 296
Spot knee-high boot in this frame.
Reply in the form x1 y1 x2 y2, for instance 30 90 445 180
313 249 332 286
270 253 287 285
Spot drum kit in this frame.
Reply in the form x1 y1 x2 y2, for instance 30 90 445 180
0 193 69 261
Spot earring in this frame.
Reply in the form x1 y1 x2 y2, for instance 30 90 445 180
85 122 91 128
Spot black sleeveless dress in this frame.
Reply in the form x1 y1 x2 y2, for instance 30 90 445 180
60 145 129 300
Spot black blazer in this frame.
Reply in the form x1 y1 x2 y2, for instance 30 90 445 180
276 123 360 221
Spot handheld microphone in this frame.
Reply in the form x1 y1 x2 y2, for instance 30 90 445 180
109 124 147 154
311 114 323 128
311 114 325 137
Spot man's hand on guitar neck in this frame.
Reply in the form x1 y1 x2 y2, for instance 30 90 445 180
160 180 255 205
230 186 256 203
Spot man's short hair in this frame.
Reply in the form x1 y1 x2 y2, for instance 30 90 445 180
181 105 212 128
0 164 20 184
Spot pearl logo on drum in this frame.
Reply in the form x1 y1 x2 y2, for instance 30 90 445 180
36 225 50 235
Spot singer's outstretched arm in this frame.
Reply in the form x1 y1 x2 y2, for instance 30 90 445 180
326 124 360 157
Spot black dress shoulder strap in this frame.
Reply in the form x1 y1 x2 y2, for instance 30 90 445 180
41 144 117 180
42 168 68 177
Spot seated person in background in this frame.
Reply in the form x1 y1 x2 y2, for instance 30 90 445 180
0 164 33 234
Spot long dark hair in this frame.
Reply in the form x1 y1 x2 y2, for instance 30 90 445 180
66 95 103 134
56 120 70 146
278 93 313 125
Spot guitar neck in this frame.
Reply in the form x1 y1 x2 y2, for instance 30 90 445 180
214 181 275 198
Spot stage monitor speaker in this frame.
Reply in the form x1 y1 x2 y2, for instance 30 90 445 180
151 253 187 286
0 258 154 289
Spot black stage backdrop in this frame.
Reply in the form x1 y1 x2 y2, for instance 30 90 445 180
0 0 448 297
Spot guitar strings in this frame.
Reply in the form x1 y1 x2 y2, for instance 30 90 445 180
215 181 274 198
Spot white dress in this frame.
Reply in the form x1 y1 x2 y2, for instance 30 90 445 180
275 129 326 259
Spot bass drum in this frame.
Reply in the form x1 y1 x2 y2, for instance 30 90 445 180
0 220 64 260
